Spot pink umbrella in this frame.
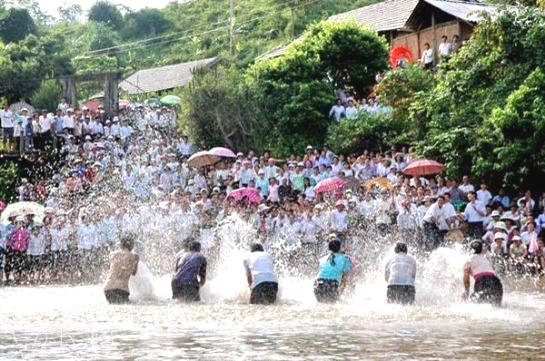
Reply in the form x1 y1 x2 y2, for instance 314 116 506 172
187 151 221 168
314 176 347 194
403 159 444 177
209 147 236 158
118 100 130 110
228 188 261 204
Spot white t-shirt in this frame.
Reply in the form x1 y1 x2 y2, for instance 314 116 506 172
421 49 434 64
384 253 417 286
50 227 69 251
465 254 494 276
244 251 278 289
0 109 14 128
27 232 47 255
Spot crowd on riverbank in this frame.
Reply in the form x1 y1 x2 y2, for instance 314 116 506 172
0 100 544 285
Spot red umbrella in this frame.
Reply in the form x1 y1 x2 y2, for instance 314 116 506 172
389 46 413 68
209 147 236 158
228 188 261 204
314 176 347 194
403 159 444 177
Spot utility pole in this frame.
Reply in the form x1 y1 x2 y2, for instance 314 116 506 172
229 0 236 58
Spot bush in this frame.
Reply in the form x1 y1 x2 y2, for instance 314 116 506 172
0 162 19 203
31 79 62 112
326 110 407 155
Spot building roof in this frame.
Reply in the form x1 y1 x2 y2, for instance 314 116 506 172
421 0 497 23
119 57 218 95
255 44 292 61
329 0 419 32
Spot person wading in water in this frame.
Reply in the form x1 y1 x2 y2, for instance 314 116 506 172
103 234 139 304
463 241 503 306
313 239 351 303
172 241 207 302
384 242 417 305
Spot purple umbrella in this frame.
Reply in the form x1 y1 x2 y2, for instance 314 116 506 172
209 147 236 158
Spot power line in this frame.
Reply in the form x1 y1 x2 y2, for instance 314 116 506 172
84 0 311 56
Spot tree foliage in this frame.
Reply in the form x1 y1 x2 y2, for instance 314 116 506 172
247 20 388 155
0 161 19 203
88 1 123 31
413 9 545 191
121 8 170 39
31 79 63 111
0 8 36 43
180 66 264 152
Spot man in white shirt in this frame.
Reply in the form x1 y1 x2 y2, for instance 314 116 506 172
57 98 70 115
476 182 492 206
421 42 434 69
463 191 486 239
438 35 452 62
458 175 475 200
244 243 278 304
345 99 358 120
1 104 14 151
62 109 75 134
329 98 345 122
330 201 348 237
422 196 453 249
384 242 417 304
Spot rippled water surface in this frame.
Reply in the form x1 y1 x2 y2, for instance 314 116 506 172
2 280 545 361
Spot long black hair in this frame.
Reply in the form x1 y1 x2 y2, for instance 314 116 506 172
327 239 341 266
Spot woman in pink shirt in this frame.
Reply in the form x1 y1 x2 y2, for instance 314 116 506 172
8 216 30 283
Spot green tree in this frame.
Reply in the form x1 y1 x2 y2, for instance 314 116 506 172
0 8 36 43
121 8 170 39
88 1 123 31
413 8 545 190
181 65 265 151
247 20 388 155
0 161 19 203
31 79 62 111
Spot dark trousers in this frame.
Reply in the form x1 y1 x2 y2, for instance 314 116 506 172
473 275 503 306
466 222 483 240
423 222 441 250
313 279 339 303
250 282 278 305
172 281 200 302
387 285 415 305
104 289 130 304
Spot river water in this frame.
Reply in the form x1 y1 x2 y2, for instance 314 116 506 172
1 245 545 360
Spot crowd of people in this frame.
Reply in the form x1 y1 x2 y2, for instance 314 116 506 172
0 98 544 292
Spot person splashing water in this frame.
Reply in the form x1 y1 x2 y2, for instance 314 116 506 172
171 240 207 302
103 234 139 304
243 243 279 305
463 241 503 306
384 242 417 305
313 239 351 303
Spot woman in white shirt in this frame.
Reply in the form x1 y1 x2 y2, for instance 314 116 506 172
463 241 503 306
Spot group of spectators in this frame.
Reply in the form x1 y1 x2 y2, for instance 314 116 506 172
329 97 390 122
420 34 462 69
0 99 544 285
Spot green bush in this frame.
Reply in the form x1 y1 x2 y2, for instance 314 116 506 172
326 110 407 155
0 162 19 203
31 79 62 112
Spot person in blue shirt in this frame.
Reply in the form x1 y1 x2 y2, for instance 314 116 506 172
172 240 207 302
314 239 351 303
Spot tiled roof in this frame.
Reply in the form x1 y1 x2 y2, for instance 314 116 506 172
422 0 497 22
328 0 419 32
119 57 218 95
